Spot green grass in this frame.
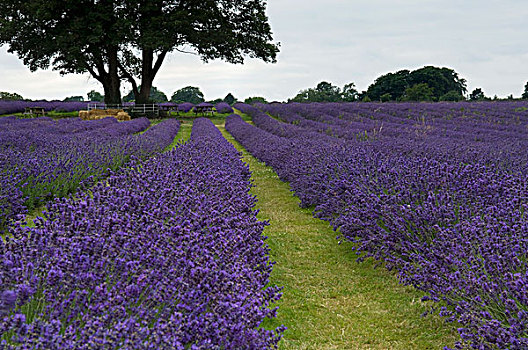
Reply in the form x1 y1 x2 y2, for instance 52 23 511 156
213 120 458 349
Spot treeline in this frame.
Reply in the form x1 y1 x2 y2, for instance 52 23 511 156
290 65 528 103
0 87 269 106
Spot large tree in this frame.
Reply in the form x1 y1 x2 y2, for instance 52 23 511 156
0 0 279 104
366 66 467 101
170 86 205 104
290 81 356 103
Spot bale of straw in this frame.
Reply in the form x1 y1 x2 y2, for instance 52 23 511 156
106 109 123 116
116 111 131 121
89 109 107 117
79 110 89 120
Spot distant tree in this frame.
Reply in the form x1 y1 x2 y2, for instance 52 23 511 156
401 83 434 102
290 81 355 103
224 93 237 105
439 90 465 102
409 66 467 100
362 95 372 102
366 66 467 101
244 96 268 104
87 90 104 102
366 70 411 101
0 91 23 100
124 86 167 103
357 90 368 101
63 96 85 102
522 82 528 99
341 82 358 102
507 94 514 100
171 86 205 104
380 93 392 102
208 98 224 105
469 88 486 101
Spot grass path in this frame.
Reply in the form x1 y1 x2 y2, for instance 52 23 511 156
214 121 457 349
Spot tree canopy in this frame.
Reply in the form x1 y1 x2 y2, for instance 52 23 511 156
0 0 279 104
63 96 85 102
469 88 486 101
522 82 528 99
87 90 105 102
171 86 205 104
366 66 467 101
290 81 358 103
224 93 237 105
244 96 268 104
401 83 434 102
0 92 23 101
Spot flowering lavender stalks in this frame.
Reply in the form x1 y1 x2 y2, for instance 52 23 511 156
177 102 194 113
227 102 528 349
0 117 180 233
0 118 284 348
0 100 90 115
215 102 234 114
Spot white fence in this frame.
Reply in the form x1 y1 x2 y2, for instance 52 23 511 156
87 103 159 117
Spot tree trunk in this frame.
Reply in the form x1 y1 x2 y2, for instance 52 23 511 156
103 46 121 105
134 49 167 104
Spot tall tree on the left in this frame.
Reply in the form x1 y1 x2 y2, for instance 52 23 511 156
0 1 127 104
0 0 279 105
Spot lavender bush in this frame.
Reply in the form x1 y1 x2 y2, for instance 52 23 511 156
177 102 194 113
227 102 528 349
215 102 234 114
0 118 284 348
0 117 180 233
0 101 90 115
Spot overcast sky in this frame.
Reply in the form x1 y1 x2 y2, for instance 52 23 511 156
1 0 528 101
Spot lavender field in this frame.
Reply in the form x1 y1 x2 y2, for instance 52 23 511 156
1 100 527 349
227 101 528 349
0 116 284 348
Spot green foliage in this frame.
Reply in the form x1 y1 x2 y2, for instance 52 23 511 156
87 90 104 102
290 81 358 103
63 96 84 102
362 95 372 102
439 90 465 102
171 86 205 104
224 93 237 105
469 88 486 101
401 83 434 102
366 66 467 101
367 70 410 101
380 93 392 102
341 82 358 102
522 82 528 99
124 86 168 103
0 91 23 100
208 98 224 105
244 96 268 104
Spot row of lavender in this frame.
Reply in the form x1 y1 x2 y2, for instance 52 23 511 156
0 101 90 115
1 116 180 233
256 101 528 172
0 118 284 348
227 104 528 349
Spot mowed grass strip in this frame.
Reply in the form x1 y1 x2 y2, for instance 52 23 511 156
217 122 458 350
